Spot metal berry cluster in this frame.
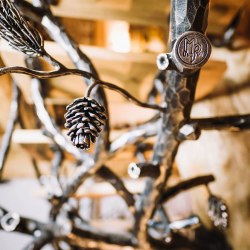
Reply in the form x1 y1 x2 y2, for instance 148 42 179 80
64 97 106 150
208 195 229 229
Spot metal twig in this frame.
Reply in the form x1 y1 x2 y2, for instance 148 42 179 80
31 157 43 184
147 71 166 104
191 114 250 131
16 0 111 152
47 144 64 203
27 57 90 162
22 233 53 250
0 0 229 249
209 3 246 47
0 64 92 80
97 166 135 208
110 118 159 153
134 1 211 248
160 175 215 203
86 80 166 113
0 81 20 179
0 206 46 235
50 144 64 182
71 223 136 247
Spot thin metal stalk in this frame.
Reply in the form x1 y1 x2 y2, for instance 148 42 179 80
192 114 250 130
86 80 166 113
0 81 20 179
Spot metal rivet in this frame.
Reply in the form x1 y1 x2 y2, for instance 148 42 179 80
156 53 170 70
1 212 20 232
128 162 141 179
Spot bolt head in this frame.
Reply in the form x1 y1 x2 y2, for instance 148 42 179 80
128 162 141 179
156 53 170 70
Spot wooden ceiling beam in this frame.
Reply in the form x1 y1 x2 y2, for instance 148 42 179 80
50 0 169 27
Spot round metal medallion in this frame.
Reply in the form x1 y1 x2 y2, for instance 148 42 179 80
173 31 211 70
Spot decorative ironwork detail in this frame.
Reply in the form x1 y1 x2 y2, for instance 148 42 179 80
173 31 211 70
1 212 20 232
0 0 44 56
156 53 170 70
65 97 106 150
208 195 229 229
0 0 235 248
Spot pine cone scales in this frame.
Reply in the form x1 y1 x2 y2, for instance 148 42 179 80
65 97 106 150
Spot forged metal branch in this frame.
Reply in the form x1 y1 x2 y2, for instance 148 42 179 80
71 223 136 247
0 64 92 80
28 58 90 162
110 117 159 153
50 144 63 181
135 0 211 248
97 166 135 208
160 175 215 203
191 114 250 131
86 80 167 113
0 81 20 179
29 0 100 80
31 158 43 184
15 0 111 151
50 119 159 215
46 144 64 201
147 71 166 104
0 206 47 236
209 3 245 47
22 233 53 250
28 51 160 215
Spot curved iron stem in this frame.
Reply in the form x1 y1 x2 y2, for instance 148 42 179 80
15 0 111 152
160 175 215 203
86 80 166 113
192 114 250 131
97 166 135 208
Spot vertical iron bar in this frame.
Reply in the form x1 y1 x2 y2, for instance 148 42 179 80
135 0 210 248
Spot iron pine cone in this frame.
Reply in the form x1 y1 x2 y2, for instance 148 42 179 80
65 97 106 150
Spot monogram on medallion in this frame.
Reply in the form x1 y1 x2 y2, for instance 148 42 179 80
173 31 211 70
182 37 202 64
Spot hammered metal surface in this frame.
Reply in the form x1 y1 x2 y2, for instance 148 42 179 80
153 0 210 165
136 0 210 248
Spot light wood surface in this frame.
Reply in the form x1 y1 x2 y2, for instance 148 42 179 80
46 0 244 35
50 0 169 27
